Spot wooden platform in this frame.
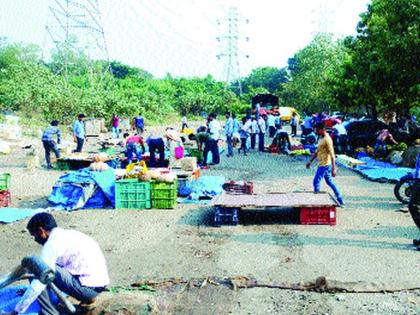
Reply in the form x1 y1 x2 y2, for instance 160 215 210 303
211 192 338 209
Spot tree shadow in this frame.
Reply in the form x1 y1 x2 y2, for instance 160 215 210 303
348 226 420 240
205 232 413 251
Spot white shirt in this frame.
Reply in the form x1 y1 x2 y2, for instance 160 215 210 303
15 228 109 313
241 120 252 133
209 119 222 140
333 123 347 136
182 116 187 124
267 115 276 127
251 120 259 134
258 117 266 134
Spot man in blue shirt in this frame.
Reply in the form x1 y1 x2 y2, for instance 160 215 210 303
42 120 61 169
72 114 86 153
134 113 144 134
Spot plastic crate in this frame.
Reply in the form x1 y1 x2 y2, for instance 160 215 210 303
115 179 151 209
188 149 203 163
223 181 253 195
0 173 10 191
0 190 11 208
300 206 336 225
151 181 177 209
214 207 238 226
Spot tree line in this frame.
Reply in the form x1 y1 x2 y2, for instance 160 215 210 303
0 0 418 123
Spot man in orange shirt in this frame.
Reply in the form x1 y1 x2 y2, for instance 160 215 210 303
306 122 344 206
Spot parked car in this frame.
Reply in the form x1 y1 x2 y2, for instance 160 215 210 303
331 111 345 121
345 119 387 150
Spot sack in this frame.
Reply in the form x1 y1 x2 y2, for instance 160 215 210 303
175 146 184 159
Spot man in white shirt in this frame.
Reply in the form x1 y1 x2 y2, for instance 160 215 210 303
332 122 348 154
10 212 109 315
267 114 276 138
250 118 259 150
203 113 221 166
224 112 234 157
258 115 266 152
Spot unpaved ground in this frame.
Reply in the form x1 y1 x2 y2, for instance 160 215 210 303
1 129 420 314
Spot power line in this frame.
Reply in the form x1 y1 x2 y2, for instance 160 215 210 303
217 6 249 94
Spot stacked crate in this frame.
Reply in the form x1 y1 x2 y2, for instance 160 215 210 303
151 181 177 209
0 173 11 207
115 179 151 209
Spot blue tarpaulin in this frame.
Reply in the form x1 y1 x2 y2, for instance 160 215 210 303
0 208 43 224
48 168 115 210
353 153 414 183
0 285 60 314
181 176 225 202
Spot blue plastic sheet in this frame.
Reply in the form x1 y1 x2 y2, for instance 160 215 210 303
353 153 414 183
0 285 60 314
48 168 115 210
0 209 43 224
182 176 225 201
0 286 40 314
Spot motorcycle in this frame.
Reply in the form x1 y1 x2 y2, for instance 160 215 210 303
394 153 420 204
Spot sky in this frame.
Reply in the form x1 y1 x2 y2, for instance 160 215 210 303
0 0 370 80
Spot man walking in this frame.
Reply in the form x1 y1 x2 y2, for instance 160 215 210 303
72 114 86 153
9 212 109 315
258 115 266 152
225 112 234 157
306 122 344 206
42 120 61 169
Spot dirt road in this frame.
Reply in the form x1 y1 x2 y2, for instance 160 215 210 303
0 136 420 314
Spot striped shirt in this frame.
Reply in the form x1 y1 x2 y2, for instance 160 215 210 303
42 126 61 143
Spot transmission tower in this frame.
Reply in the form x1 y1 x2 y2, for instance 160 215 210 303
216 7 249 95
45 0 111 79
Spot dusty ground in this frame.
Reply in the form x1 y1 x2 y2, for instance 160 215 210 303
1 126 420 314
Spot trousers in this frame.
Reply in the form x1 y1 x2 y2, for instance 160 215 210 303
42 140 60 166
23 256 104 315
313 165 343 201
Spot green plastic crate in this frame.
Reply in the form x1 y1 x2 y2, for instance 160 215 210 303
115 179 151 209
151 181 177 209
0 173 10 191
188 149 203 163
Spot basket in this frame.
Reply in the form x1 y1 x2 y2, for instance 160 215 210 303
115 179 151 209
0 190 11 208
151 181 177 209
300 206 336 225
0 173 10 191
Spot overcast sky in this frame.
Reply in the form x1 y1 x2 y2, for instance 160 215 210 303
0 0 369 80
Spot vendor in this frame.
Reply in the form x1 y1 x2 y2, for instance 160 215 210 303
146 134 165 167
10 212 109 315
373 128 398 156
123 133 145 164
165 128 183 165
272 125 291 154
189 130 210 152
41 120 61 169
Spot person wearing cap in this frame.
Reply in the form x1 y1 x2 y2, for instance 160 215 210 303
72 114 86 153
42 120 61 169
306 121 344 206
